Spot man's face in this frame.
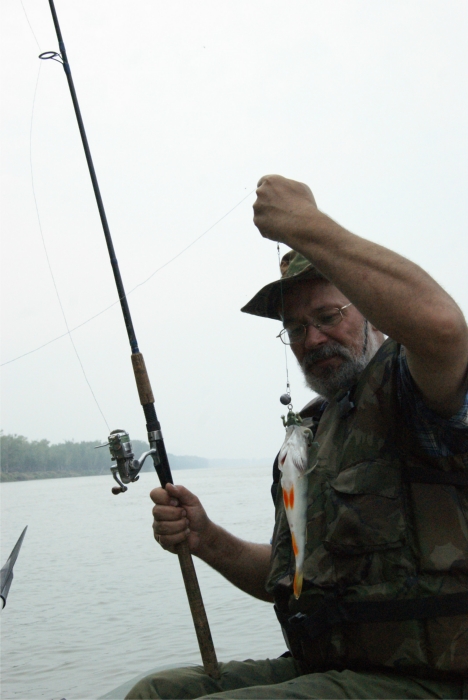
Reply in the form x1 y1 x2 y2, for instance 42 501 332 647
281 279 382 400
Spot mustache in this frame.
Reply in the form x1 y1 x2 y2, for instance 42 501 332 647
301 342 354 370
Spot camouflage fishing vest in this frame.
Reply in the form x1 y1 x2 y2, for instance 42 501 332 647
268 339 468 679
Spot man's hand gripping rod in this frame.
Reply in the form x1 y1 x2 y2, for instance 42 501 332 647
42 0 219 679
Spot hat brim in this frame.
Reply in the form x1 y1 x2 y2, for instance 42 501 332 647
241 267 327 320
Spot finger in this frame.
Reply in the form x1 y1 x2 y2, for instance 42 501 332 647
153 517 189 537
256 173 278 188
302 183 317 206
152 504 186 522
165 483 200 509
157 529 190 550
149 487 175 506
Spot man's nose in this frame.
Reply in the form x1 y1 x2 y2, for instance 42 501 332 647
303 324 329 350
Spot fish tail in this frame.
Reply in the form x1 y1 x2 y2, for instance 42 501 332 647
293 569 303 599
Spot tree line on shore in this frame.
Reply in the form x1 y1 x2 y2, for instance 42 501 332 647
0 433 209 481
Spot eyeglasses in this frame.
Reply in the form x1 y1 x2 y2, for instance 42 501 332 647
277 303 353 345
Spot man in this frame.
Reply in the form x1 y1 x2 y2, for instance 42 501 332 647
127 175 468 699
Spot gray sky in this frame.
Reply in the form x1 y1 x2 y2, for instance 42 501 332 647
1 0 467 460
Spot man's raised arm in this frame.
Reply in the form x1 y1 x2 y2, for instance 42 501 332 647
253 174 468 418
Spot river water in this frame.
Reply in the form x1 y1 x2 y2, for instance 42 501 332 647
1 465 286 700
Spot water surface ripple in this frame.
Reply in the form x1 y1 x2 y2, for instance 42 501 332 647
1 465 285 699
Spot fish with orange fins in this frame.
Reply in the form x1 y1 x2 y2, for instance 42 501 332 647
278 411 318 599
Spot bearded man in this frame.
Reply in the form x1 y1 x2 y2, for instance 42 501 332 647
126 175 468 700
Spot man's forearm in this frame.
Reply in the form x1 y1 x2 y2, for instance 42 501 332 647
280 205 468 415
195 522 273 602
287 208 464 359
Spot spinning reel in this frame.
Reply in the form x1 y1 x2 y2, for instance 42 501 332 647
97 430 157 494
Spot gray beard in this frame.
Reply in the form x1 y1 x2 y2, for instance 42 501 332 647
300 322 381 401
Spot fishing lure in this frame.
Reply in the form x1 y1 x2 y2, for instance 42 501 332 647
278 411 318 599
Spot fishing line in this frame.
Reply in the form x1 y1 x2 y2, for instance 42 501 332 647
19 0 41 50
16 0 110 431
2 189 255 367
129 188 255 294
5 2 255 374
26 44 110 431
277 242 292 408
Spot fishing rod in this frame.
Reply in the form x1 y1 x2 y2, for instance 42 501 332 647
39 0 220 679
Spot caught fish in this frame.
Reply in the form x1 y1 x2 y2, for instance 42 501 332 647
278 413 317 599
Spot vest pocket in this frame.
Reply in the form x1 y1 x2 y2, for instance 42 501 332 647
410 483 468 572
323 461 406 555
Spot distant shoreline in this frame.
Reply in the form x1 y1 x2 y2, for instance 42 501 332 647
0 466 207 483
1 459 272 483
0 433 271 482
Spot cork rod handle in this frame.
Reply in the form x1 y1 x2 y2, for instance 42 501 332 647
176 540 220 679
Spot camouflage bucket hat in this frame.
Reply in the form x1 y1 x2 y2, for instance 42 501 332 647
241 250 327 320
